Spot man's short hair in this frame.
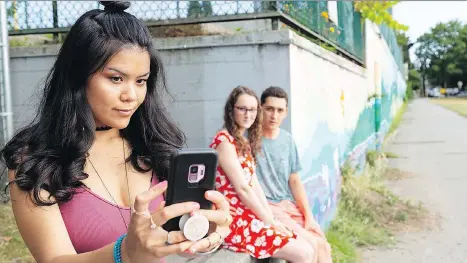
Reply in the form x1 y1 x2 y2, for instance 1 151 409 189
261 86 288 106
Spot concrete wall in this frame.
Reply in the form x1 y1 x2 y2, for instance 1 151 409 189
9 45 59 130
288 32 368 228
8 27 406 230
9 31 292 148
157 31 291 147
288 21 406 228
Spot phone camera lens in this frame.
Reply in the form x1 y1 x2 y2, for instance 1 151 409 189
189 174 197 182
190 166 198 173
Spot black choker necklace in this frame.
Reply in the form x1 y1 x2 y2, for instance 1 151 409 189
95 126 112 131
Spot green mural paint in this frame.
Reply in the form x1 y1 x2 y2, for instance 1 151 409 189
374 96 382 150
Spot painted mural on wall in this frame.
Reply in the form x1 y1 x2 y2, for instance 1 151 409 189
290 27 407 229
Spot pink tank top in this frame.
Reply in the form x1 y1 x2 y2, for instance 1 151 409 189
59 176 165 261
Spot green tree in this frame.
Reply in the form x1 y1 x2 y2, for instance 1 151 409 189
408 69 421 90
414 34 432 96
415 20 467 91
7 1 19 30
187 1 202 18
354 1 408 32
261 1 277 12
396 32 420 91
454 24 467 88
201 1 213 17
396 32 411 65
187 1 213 18
395 31 420 100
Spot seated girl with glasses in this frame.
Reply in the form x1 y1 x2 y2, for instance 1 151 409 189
209 86 317 263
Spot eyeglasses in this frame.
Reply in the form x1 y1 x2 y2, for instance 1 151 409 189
234 106 258 114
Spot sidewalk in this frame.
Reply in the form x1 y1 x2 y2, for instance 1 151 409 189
363 99 467 263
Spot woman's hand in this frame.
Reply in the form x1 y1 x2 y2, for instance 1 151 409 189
122 181 201 263
183 190 232 254
229 203 238 217
304 213 326 238
271 220 293 237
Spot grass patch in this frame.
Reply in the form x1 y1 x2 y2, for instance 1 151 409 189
384 152 399 159
326 151 431 263
0 202 34 263
325 229 359 263
431 98 467 117
387 102 408 137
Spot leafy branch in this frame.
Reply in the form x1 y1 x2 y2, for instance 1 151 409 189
354 1 408 32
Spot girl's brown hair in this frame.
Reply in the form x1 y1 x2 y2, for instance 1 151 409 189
223 86 262 161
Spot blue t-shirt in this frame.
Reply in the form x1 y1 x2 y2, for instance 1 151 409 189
255 129 302 203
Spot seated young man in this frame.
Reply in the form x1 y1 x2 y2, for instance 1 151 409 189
255 86 332 263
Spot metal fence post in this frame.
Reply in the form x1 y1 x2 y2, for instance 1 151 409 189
0 1 13 141
0 0 13 199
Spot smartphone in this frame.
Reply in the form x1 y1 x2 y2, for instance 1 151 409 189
162 148 218 232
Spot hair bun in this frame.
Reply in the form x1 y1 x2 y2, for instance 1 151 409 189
100 1 131 12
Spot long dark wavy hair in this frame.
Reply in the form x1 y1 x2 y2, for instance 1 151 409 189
223 86 262 161
0 1 185 206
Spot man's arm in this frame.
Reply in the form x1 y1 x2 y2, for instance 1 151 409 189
288 172 312 217
288 136 325 236
288 173 324 236
288 136 310 217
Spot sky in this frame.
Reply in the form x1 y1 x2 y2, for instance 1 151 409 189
393 1 467 42
393 1 467 62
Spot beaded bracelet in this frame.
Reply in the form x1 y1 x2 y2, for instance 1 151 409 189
113 234 127 263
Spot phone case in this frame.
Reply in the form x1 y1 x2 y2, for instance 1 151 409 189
162 148 218 232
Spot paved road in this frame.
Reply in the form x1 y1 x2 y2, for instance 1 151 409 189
362 99 467 263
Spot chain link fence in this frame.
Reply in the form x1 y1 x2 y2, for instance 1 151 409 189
6 1 368 61
6 1 261 30
6 1 404 69
278 1 365 62
379 23 405 74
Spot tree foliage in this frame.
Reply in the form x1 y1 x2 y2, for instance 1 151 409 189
396 32 411 64
415 20 467 89
187 1 213 18
201 1 213 17
396 31 421 91
354 1 408 32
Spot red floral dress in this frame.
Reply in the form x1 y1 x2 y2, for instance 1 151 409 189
209 131 297 259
